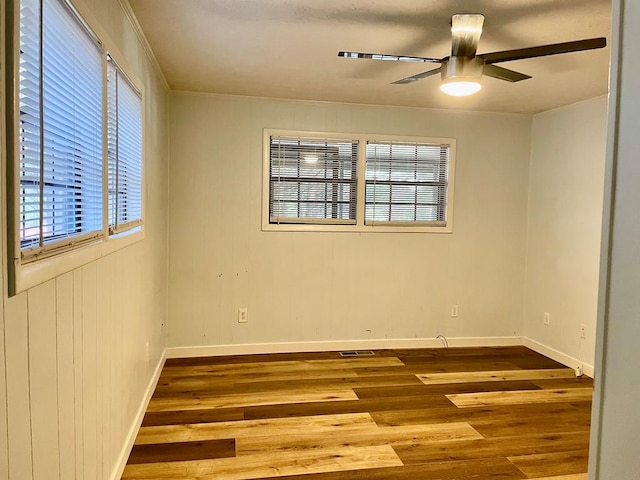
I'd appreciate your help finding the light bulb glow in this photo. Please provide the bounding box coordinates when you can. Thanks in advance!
[440,80,481,97]
[451,26,482,34]
[303,154,319,163]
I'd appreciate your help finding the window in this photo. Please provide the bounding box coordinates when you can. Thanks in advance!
[365,142,449,226]
[18,0,104,261]
[268,136,358,225]
[263,130,456,233]
[9,0,145,293]
[107,56,143,234]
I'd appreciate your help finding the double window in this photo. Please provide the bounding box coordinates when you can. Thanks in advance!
[264,130,455,232]
[13,0,144,265]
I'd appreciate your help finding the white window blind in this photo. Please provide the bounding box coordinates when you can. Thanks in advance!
[18,0,103,260]
[269,136,358,224]
[107,56,143,234]
[365,141,449,225]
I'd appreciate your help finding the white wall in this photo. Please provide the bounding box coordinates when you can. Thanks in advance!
[590,1,640,478]
[523,97,608,372]
[0,0,169,479]
[168,93,532,349]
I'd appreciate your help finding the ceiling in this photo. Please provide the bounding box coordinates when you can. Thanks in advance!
[128,0,612,114]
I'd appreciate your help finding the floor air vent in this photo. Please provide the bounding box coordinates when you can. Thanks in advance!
[339,350,375,357]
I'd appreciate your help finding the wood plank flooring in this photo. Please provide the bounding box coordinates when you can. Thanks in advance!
[123,346,593,480]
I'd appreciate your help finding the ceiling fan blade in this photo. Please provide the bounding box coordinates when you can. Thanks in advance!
[338,51,440,63]
[483,64,531,82]
[480,37,606,64]
[450,14,484,58]
[391,67,442,84]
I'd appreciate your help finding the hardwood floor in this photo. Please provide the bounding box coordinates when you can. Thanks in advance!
[122,346,593,480]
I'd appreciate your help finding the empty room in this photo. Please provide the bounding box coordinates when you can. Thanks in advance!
[1,0,640,479]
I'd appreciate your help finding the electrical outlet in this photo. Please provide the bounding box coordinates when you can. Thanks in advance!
[450,305,459,318]
[544,312,550,326]
[238,308,248,323]
[580,324,587,339]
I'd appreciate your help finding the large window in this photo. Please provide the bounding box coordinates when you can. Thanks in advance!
[10,0,145,292]
[19,0,104,260]
[263,130,456,233]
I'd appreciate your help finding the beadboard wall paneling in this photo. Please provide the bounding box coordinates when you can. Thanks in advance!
[0,0,170,478]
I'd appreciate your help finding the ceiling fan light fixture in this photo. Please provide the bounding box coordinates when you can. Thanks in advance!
[439,57,483,96]
[440,79,482,96]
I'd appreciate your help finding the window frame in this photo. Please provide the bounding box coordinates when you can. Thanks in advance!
[107,54,144,236]
[6,0,146,295]
[262,129,456,233]
[268,135,359,225]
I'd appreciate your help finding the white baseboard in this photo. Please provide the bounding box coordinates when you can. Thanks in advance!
[110,349,167,480]
[165,336,523,358]
[523,337,594,378]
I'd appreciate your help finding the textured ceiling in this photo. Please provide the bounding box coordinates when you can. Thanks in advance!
[128,0,612,114]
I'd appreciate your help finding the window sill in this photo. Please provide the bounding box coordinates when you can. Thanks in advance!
[261,222,453,234]
[12,227,144,294]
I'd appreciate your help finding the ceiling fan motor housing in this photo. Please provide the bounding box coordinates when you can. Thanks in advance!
[441,56,484,85]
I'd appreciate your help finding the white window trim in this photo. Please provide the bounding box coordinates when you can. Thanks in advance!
[107,53,145,236]
[262,129,456,234]
[7,0,146,295]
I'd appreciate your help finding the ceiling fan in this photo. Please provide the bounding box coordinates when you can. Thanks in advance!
[338,14,606,97]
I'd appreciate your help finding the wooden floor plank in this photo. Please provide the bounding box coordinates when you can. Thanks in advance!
[532,377,594,389]
[417,368,575,385]
[394,431,590,464]
[470,411,591,438]
[164,351,345,367]
[242,393,456,420]
[122,445,403,480]
[147,388,359,412]
[259,457,527,480]
[507,450,589,478]
[447,388,593,408]
[160,357,404,378]
[353,361,523,376]
[353,380,542,399]
[528,475,587,480]
[127,438,236,464]
[141,407,244,427]
[236,422,483,455]
[371,401,590,428]
[158,368,363,386]
[417,379,543,395]
[135,413,378,445]
[233,374,424,394]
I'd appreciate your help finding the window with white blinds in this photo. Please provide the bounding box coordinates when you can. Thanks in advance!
[18,0,104,261]
[107,56,143,234]
[12,0,145,275]
[365,142,449,225]
[269,136,358,224]
[264,130,455,232]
